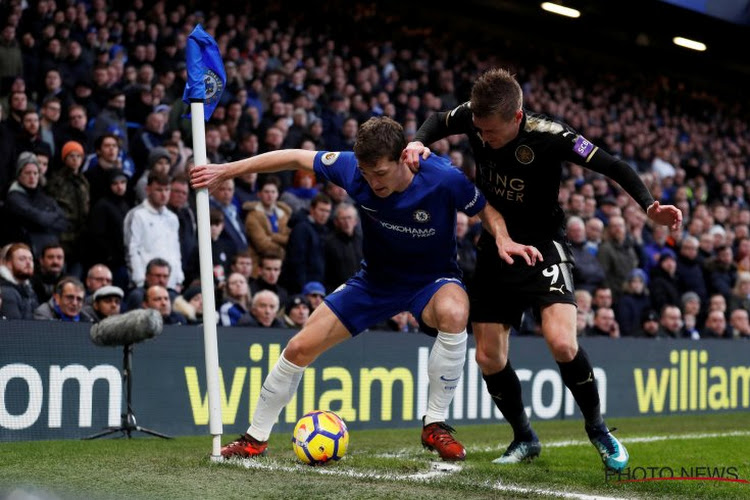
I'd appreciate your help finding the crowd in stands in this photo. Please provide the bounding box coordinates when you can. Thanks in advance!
[1,1,749,340]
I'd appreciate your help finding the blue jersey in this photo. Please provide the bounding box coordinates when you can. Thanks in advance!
[313,151,486,287]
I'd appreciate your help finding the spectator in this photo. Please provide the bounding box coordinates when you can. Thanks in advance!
[83,133,127,206]
[249,252,288,307]
[615,268,650,337]
[675,236,708,305]
[167,174,197,278]
[30,243,65,304]
[375,311,421,333]
[86,169,131,288]
[324,202,363,293]
[597,214,639,301]
[38,97,62,158]
[229,250,255,285]
[279,169,319,213]
[84,264,114,303]
[0,243,39,319]
[584,217,604,255]
[649,250,681,312]
[282,294,311,330]
[91,88,128,152]
[282,193,332,294]
[243,175,292,264]
[219,272,253,327]
[704,245,737,301]
[728,308,750,340]
[4,152,68,256]
[124,172,183,290]
[702,310,730,340]
[143,284,186,325]
[642,224,673,275]
[134,146,171,204]
[566,215,606,294]
[185,207,233,287]
[210,178,249,256]
[238,289,284,328]
[658,305,685,339]
[34,276,94,322]
[122,258,179,312]
[82,285,124,323]
[302,280,326,312]
[173,286,203,325]
[635,310,662,338]
[591,286,613,311]
[585,307,620,338]
[55,104,92,158]
[728,271,750,313]
[46,140,90,273]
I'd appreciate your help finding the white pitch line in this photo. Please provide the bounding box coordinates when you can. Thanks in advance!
[233,457,629,500]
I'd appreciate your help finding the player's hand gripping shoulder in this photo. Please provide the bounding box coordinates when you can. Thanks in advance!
[401,141,432,173]
[190,162,226,192]
[646,201,683,231]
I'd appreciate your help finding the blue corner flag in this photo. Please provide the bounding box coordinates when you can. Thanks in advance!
[182,24,226,121]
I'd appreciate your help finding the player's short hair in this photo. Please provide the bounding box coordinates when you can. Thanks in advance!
[470,68,523,121]
[354,117,405,167]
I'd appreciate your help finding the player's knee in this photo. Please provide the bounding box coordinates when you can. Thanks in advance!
[475,347,507,372]
[284,337,314,366]
[547,337,576,362]
[433,298,469,331]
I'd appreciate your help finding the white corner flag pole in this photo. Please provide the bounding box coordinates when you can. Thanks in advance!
[189,101,223,461]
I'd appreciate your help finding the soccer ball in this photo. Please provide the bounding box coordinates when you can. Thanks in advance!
[291,410,349,465]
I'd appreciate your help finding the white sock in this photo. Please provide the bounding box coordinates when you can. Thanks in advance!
[424,330,467,425]
[248,350,306,441]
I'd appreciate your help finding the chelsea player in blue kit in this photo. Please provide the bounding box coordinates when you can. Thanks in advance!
[191,117,541,461]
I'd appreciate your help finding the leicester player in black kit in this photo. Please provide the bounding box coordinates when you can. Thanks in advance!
[403,68,682,471]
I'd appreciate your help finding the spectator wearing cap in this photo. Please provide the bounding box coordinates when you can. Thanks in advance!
[86,169,132,288]
[302,281,326,312]
[34,276,95,322]
[0,243,39,320]
[4,152,68,257]
[676,236,708,305]
[46,140,90,273]
[615,268,650,337]
[282,294,311,329]
[238,289,284,328]
[649,249,681,313]
[174,286,203,325]
[597,214,640,302]
[635,309,662,338]
[281,193,332,294]
[83,285,124,322]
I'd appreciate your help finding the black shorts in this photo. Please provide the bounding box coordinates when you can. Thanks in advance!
[469,233,577,329]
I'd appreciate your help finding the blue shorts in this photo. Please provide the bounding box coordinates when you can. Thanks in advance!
[324,271,465,336]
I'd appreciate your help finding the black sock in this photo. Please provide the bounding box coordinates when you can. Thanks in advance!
[483,360,534,442]
[557,347,606,433]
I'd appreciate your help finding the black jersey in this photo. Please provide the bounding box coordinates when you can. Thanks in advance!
[416,102,654,245]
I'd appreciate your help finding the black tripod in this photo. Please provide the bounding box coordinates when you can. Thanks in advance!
[84,344,172,440]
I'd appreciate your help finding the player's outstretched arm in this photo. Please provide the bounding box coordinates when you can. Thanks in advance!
[646,201,683,231]
[190,149,317,191]
[478,203,542,266]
